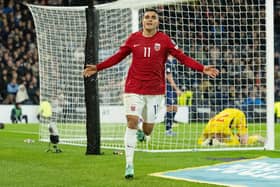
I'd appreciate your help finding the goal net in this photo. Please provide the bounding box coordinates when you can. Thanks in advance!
[28,0,274,151]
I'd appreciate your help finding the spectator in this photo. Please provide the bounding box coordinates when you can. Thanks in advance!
[3,78,18,104]
[0,0,45,105]
[0,69,9,100]
[27,76,39,104]
[16,81,30,104]
[242,92,265,106]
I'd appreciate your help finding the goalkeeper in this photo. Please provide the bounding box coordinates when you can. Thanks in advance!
[198,108,265,146]
[84,8,219,179]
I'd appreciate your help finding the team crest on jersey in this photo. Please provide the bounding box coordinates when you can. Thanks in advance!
[154,43,161,51]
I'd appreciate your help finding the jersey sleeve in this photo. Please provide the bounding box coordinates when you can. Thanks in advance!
[96,34,133,71]
[166,36,204,72]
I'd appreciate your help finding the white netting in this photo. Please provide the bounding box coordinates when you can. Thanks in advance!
[28,0,274,151]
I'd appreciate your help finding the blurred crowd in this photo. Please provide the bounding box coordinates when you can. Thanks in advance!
[274,0,280,101]
[155,0,269,112]
[0,0,280,108]
[0,0,115,105]
[0,0,40,104]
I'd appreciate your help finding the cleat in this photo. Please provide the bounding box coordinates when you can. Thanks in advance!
[165,130,177,136]
[125,165,134,179]
[136,130,146,142]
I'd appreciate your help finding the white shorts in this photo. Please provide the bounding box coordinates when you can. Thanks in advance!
[123,93,164,123]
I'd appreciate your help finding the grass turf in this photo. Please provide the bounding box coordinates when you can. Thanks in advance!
[0,124,280,187]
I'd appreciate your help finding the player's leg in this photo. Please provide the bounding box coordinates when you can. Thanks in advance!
[123,94,145,179]
[165,92,174,131]
[125,114,138,179]
[11,115,16,123]
[22,115,28,124]
[165,105,178,136]
[142,95,164,137]
[165,91,177,136]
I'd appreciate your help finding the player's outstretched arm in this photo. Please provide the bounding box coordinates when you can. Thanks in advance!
[203,65,219,78]
[83,64,97,77]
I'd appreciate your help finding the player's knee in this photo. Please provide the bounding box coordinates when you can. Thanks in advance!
[143,123,154,135]
[173,105,178,112]
[166,105,172,112]
[166,105,178,112]
[126,115,138,129]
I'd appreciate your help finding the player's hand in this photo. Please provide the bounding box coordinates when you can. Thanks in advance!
[203,65,219,78]
[83,64,97,77]
[176,89,183,96]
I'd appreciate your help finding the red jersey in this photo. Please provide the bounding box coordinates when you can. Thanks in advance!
[96,31,204,95]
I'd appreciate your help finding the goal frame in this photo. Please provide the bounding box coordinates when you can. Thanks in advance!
[27,0,275,152]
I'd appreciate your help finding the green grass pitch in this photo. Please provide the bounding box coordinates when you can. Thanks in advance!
[0,123,280,187]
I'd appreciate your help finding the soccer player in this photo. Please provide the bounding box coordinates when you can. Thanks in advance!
[198,108,264,146]
[38,100,52,120]
[84,8,219,179]
[165,55,182,136]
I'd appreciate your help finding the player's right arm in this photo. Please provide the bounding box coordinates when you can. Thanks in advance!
[83,46,131,77]
[166,73,182,96]
[83,34,133,77]
[83,64,97,77]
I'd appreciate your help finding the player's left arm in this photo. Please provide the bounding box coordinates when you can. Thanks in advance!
[167,37,219,78]
[203,65,220,78]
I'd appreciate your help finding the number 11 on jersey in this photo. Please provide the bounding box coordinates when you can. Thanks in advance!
[144,47,151,58]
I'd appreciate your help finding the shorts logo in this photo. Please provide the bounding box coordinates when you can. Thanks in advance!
[154,43,161,51]
[130,105,136,112]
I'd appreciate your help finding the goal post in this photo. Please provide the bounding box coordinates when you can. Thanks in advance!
[265,0,274,150]
[27,0,274,152]
[84,3,101,155]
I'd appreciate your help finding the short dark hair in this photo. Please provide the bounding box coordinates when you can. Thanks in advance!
[144,8,159,15]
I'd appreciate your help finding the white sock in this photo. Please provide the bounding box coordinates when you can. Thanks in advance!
[124,127,137,167]
[138,118,143,131]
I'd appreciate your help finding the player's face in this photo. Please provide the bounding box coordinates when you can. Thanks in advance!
[142,11,159,32]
